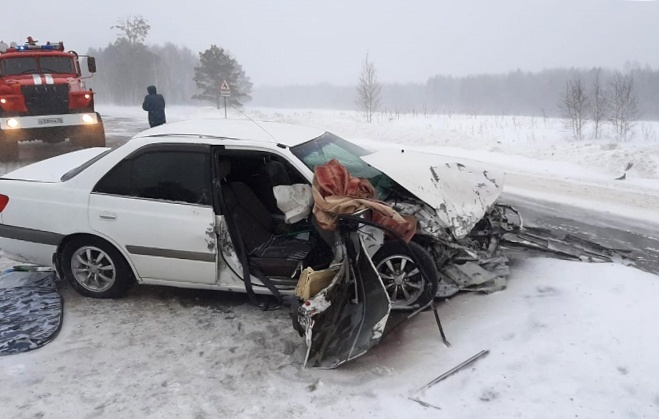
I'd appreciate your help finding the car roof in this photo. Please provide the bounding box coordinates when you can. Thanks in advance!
[132,118,326,147]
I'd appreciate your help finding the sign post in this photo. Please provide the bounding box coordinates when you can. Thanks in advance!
[219,80,231,119]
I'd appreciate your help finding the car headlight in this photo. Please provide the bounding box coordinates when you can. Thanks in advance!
[81,114,94,124]
[6,118,19,128]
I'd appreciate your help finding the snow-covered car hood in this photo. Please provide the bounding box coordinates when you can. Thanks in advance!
[361,149,504,239]
[1,148,108,183]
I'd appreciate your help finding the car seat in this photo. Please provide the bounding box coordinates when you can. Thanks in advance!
[257,159,293,214]
[218,159,315,277]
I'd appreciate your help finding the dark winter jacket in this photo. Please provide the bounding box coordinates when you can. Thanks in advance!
[142,85,166,127]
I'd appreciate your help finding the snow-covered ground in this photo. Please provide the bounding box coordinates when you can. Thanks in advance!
[1,105,658,418]
[1,259,657,418]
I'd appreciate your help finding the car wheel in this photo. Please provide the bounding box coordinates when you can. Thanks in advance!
[61,236,135,298]
[372,241,439,310]
[0,133,19,162]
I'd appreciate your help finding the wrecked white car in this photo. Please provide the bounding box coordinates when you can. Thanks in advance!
[0,119,625,368]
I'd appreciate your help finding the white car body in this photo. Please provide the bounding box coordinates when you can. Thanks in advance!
[0,120,326,294]
[0,118,508,368]
[0,118,500,294]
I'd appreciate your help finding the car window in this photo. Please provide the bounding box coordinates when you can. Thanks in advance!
[94,151,211,205]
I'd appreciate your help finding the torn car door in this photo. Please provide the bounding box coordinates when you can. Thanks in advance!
[299,229,391,369]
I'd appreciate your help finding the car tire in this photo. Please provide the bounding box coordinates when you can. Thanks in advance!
[0,132,19,162]
[372,241,439,310]
[60,236,135,298]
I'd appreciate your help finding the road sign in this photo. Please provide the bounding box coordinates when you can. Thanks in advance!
[220,80,231,97]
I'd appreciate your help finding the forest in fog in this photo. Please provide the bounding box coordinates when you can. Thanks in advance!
[85,17,659,120]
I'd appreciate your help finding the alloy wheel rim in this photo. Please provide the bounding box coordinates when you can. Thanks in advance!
[375,254,424,308]
[71,246,116,292]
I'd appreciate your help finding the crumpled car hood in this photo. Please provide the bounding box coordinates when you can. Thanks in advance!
[361,149,504,239]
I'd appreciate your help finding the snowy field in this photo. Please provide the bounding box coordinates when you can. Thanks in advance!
[1,105,658,418]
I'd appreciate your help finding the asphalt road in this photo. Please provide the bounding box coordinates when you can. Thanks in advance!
[500,193,659,275]
[5,113,657,276]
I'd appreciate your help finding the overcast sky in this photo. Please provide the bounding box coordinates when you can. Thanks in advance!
[4,0,659,86]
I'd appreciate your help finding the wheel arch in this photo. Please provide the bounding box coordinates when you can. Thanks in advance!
[55,232,141,283]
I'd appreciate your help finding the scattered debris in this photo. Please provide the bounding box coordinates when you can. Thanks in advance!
[417,349,490,393]
[615,162,634,180]
[409,397,442,410]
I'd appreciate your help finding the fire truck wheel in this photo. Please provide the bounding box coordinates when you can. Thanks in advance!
[0,134,19,162]
[88,114,106,147]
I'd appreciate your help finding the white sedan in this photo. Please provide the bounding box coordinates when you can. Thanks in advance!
[0,118,505,367]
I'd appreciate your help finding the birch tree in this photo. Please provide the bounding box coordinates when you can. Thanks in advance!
[608,72,639,141]
[590,68,608,139]
[356,53,381,123]
[560,76,590,140]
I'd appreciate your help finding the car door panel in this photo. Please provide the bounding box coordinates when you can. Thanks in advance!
[301,233,391,369]
[89,194,217,284]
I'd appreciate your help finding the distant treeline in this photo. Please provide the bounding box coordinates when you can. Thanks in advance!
[252,67,659,120]
[86,42,198,105]
[85,36,659,121]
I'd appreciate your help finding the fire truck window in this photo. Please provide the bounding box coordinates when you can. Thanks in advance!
[1,57,38,75]
[39,57,75,74]
[93,151,212,206]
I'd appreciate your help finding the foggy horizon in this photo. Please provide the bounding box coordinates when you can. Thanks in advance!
[5,0,659,87]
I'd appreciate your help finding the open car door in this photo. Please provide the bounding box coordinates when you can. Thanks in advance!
[299,226,392,369]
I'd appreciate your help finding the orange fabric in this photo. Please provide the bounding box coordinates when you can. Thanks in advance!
[312,159,417,242]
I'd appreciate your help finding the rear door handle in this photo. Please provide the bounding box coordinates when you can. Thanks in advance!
[99,212,117,220]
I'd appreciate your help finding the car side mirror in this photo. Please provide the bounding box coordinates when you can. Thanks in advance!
[87,57,97,73]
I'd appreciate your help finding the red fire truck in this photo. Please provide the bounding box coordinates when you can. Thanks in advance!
[0,37,104,161]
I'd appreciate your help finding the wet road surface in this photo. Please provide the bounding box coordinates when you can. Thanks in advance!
[501,194,659,275]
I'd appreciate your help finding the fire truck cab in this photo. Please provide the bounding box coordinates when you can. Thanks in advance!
[0,37,105,161]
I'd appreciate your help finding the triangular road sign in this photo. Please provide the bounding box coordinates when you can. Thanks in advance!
[220,80,230,91]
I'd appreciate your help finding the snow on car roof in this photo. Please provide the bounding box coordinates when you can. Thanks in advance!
[133,118,326,147]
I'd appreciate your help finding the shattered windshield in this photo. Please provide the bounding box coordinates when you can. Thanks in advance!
[291,132,393,199]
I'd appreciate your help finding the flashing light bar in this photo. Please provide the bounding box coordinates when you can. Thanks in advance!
[1,39,65,54]
[14,44,63,51]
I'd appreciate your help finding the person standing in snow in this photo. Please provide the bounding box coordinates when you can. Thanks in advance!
[142,85,167,128]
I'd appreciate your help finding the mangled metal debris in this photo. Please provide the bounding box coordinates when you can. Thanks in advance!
[290,149,632,367]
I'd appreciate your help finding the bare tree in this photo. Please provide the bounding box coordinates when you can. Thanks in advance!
[560,76,590,140]
[356,53,381,123]
[112,15,151,45]
[590,68,608,139]
[608,72,639,141]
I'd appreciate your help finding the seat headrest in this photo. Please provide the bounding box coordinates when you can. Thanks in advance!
[264,160,291,186]
[218,159,231,179]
